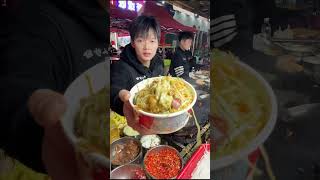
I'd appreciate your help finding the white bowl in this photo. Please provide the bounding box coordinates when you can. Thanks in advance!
[212,60,278,170]
[129,76,197,134]
[61,61,109,167]
[129,76,197,118]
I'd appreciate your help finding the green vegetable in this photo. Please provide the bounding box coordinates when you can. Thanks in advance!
[123,125,140,136]
[74,75,108,157]
[0,156,49,180]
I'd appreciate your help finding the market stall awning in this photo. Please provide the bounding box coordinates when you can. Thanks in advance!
[141,1,196,33]
[110,1,196,33]
[110,5,137,21]
[110,5,136,30]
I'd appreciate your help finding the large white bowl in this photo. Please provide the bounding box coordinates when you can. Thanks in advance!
[129,76,197,134]
[61,61,109,167]
[212,60,278,170]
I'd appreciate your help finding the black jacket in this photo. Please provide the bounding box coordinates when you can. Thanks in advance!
[169,47,193,79]
[0,0,108,173]
[111,44,164,115]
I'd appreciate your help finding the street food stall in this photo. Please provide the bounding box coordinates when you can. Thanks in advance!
[109,1,209,179]
[110,75,211,179]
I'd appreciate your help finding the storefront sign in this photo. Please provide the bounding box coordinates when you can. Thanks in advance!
[110,0,145,12]
[118,36,131,47]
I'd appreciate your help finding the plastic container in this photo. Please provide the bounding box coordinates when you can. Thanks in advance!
[177,144,210,179]
[261,17,272,39]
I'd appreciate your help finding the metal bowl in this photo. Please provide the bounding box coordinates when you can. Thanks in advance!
[110,137,143,168]
[129,76,197,134]
[143,145,183,179]
[110,164,146,179]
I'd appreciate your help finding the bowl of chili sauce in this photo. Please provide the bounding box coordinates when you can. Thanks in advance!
[143,145,183,179]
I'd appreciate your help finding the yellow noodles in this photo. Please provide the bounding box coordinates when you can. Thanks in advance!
[211,49,270,159]
[134,76,194,114]
[74,75,109,157]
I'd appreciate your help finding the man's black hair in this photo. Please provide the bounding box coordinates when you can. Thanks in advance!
[178,31,194,42]
[129,15,161,41]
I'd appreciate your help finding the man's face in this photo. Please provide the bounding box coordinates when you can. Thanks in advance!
[180,39,193,51]
[132,29,159,63]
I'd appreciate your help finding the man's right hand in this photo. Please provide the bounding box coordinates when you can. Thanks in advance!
[28,89,67,128]
[118,89,131,102]
[119,89,155,135]
[28,89,91,180]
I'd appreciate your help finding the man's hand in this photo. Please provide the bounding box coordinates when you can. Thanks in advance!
[28,89,67,128]
[28,89,90,180]
[119,89,155,135]
[119,89,131,102]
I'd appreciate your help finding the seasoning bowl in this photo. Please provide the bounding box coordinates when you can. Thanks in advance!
[140,134,161,155]
[110,137,143,168]
[140,135,161,149]
[143,145,183,179]
[110,164,147,179]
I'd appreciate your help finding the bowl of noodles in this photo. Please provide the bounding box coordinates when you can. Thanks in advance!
[129,76,197,134]
[211,49,277,170]
[61,61,109,167]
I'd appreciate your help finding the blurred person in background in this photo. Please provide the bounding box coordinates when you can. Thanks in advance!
[165,48,173,60]
[211,0,296,51]
[108,43,118,56]
[119,46,125,54]
[169,31,195,79]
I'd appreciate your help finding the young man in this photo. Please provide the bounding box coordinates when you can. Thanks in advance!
[110,16,164,133]
[211,0,255,57]
[169,31,194,79]
[0,0,108,179]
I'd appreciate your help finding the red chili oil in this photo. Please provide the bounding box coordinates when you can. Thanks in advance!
[144,148,181,179]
